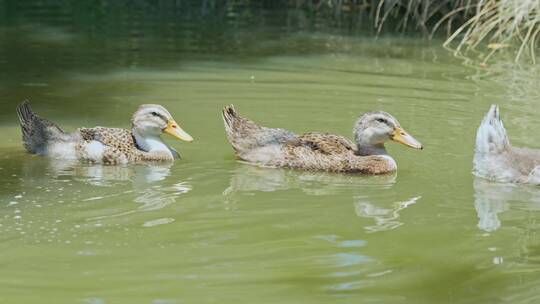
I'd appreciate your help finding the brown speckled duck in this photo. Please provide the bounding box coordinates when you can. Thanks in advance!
[16,101,193,164]
[222,105,422,174]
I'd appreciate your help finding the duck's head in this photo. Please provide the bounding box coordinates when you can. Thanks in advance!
[354,111,422,155]
[131,104,193,142]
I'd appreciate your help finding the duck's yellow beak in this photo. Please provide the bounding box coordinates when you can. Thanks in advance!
[391,127,423,149]
[164,119,193,142]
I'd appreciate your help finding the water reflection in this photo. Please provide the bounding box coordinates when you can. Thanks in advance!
[47,159,173,186]
[223,164,396,196]
[89,180,192,221]
[223,165,421,232]
[133,182,192,212]
[221,164,423,233]
[354,196,421,233]
[474,178,540,232]
[19,158,191,221]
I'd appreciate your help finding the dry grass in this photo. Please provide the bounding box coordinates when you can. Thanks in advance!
[443,0,540,64]
[291,0,540,63]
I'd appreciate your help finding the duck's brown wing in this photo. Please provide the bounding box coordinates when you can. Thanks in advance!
[77,127,141,164]
[79,127,135,150]
[279,133,393,174]
[297,132,357,155]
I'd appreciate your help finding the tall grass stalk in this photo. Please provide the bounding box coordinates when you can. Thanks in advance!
[293,0,540,63]
[443,0,540,64]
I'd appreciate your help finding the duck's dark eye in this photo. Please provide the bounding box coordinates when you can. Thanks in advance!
[376,118,387,124]
[151,111,159,117]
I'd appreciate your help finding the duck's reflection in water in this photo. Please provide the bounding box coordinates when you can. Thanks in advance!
[223,165,419,232]
[354,196,421,233]
[474,177,540,232]
[223,164,397,196]
[44,159,192,218]
[47,159,173,185]
[132,181,192,213]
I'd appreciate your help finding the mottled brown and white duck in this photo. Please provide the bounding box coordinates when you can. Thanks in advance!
[16,101,193,164]
[474,105,540,184]
[222,105,422,174]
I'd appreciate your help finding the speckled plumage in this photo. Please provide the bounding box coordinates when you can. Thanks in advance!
[17,101,187,164]
[474,105,540,184]
[278,132,395,173]
[222,105,421,174]
[76,127,175,164]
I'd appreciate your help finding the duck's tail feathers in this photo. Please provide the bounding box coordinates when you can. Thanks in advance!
[16,100,65,154]
[222,104,246,152]
[475,105,510,155]
[222,104,238,136]
[221,104,298,157]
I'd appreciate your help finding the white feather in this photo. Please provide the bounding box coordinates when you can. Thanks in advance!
[474,105,510,179]
[475,105,509,155]
[85,140,105,162]
[47,142,78,160]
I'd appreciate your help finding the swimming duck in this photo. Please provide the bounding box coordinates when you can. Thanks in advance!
[474,105,540,184]
[16,101,193,164]
[222,105,422,174]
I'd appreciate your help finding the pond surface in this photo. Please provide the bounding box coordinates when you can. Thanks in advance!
[1,2,540,304]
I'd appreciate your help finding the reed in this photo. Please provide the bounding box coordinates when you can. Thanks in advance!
[443,0,540,64]
[292,0,540,63]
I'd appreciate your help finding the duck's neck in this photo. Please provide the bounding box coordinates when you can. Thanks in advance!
[357,143,388,156]
[355,131,389,156]
[132,129,172,156]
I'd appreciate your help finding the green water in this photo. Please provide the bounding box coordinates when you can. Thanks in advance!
[1,3,540,304]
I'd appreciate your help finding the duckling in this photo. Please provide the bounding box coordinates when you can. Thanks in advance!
[16,101,193,164]
[474,105,540,184]
[222,105,422,174]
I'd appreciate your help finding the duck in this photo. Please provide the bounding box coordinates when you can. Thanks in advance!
[222,105,422,174]
[474,105,540,184]
[16,101,193,164]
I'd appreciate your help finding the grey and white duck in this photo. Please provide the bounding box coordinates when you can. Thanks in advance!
[16,101,193,164]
